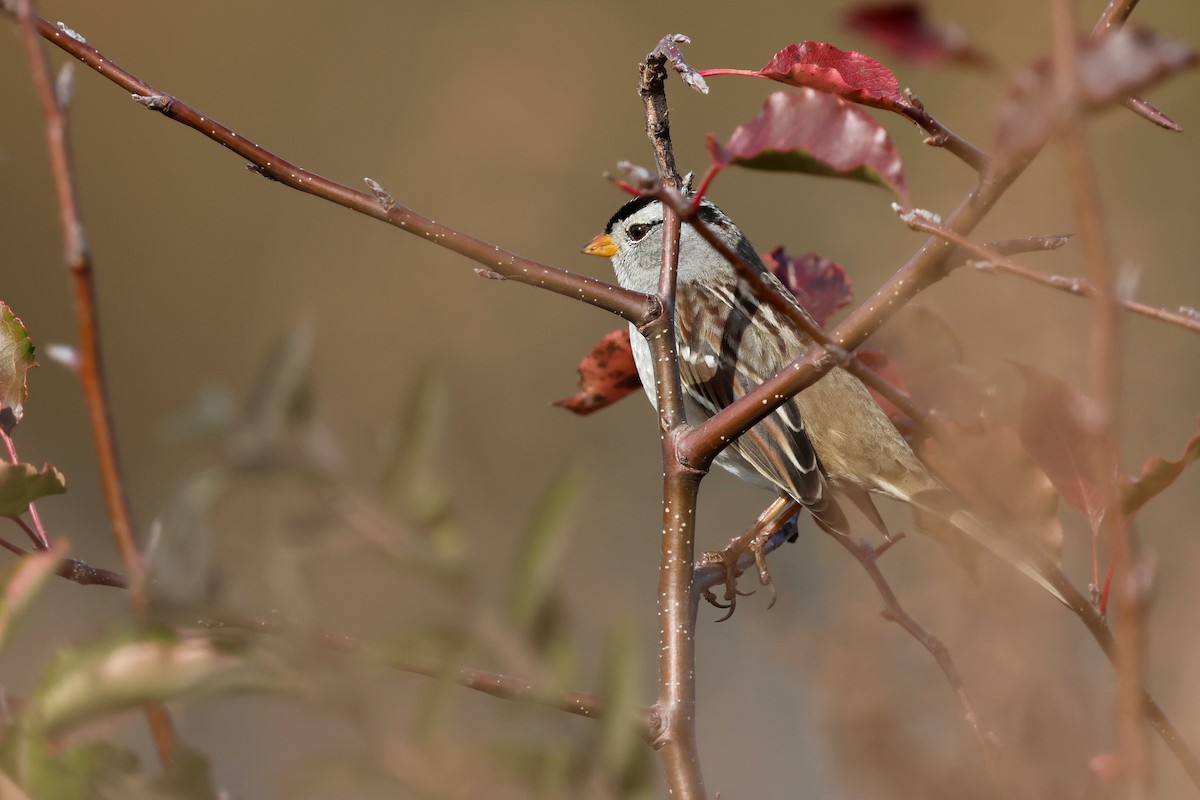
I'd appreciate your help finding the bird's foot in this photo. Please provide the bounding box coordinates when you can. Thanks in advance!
[699,524,782,620]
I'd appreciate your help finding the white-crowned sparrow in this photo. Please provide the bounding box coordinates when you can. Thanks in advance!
[584,195,1068,605]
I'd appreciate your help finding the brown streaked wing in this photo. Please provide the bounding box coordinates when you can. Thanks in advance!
[675,279,839,523]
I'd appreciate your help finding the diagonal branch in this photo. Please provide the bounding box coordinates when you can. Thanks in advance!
[901,213,1200,335]
[5,7,656,328]
[206,615,637,734]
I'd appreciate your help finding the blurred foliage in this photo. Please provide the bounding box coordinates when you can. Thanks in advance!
[0,325,653,798]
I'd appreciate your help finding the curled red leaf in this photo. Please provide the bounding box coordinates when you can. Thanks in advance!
[843,3,991,68]
[715,89,910,206]
[555,329,642,416]
[1121,419,1200,514]
[762,247,853,328]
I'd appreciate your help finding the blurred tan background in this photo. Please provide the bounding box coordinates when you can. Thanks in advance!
[2,1,1199,797]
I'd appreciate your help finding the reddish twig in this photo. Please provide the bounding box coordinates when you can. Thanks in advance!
[13,0,174,765]
[901,214,1200,335]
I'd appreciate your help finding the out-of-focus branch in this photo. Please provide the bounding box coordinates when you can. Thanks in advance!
[208,616,631,733]
[3,7,656,328]
[1052,0,1144,796]
[13,0,175,765]
[900,214,1200,335]
[0,532,128,588]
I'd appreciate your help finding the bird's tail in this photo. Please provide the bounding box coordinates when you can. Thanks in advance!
[910,489,1080,610]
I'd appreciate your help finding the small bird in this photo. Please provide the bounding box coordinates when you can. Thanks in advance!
[583,194,1068,605]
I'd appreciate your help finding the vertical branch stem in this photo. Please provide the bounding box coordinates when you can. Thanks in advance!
[15,0,173,764]
[639,49,707,796]
[1053,0,1144,796]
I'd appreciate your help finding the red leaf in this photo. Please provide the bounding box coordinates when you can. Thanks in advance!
[843,3,991,68]
[762,247,853,328]
[554,329,642,416]
[1014,364,1114,530]
[994,27,1197,167]
[716,89,910,206]
[1121,419,1200,514]
[757,41,910,113]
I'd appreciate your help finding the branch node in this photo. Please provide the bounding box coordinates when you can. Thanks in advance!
[364,177,396,211]
[131,93,171,112]
[474,268,506,281]
[55,20,86,44]
[648,34,708,95]
[245,163,279,182]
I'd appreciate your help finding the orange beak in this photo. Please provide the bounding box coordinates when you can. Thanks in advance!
[582,232,617,257]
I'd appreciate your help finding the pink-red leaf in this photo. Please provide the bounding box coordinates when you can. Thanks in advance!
[994,26,1197,167]
[1014,364,1114,530]
[554,329,642,416]
[1121,419,1200,514]
[716,89,910,206]
[762,247,853,328]
[843,3,991,68]
[745,41,912,114]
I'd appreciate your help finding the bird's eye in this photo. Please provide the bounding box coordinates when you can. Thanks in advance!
[627,223,652,242]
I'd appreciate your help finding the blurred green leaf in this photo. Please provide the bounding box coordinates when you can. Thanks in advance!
[23,626,286,738]
[507,467,582,634]
[4,738,217,800]
[0,544,65,660]
[0,463,66,517]
[0,302,36,432]
[5,738,139,800]
[376,371,467,568]
[594,623,643,782]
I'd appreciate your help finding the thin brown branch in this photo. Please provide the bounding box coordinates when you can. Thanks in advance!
[639,39,685,191]
[2,528,127,587]
[903,98,990,173]
[901,215,1200,334]
[696,496,999,783]
[14,0,173,764]
[6,8,655,328]
[1091,0,1140,35]
[209,616,630,733]
[828,527,1001,786]
[647,179,707,797]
